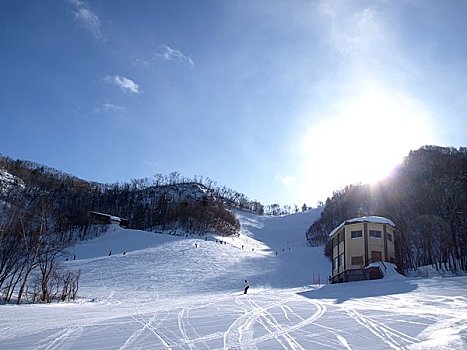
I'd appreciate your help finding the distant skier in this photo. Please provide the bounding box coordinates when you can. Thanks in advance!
[244,280,250,294]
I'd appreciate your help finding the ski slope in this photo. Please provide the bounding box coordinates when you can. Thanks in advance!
[1,209,466,349]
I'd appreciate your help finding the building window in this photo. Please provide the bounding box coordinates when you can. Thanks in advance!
[339,253,345,267]
[351,230,362,239]
[333,257,338,270]
[351,256,363,265]
[369,230,382,238]
[338,231,344,244]
[387,233,392,242]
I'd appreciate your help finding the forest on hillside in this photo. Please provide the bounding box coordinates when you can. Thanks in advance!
[0,157,250,303]
[306,146,467,273]
[0,158,246,239]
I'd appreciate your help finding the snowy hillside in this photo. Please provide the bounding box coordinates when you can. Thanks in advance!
[0,168,25,192]
[1,209,466,349]
[67,208,330,298]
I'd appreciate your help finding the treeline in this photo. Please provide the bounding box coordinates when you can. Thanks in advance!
[0,157,241,239]
[306,146,467,273]
[149,172,310,216]
[91,181,240,237]
[0,155,310,241]
[262,203,314,216]
[0,156,311,224]
[125,171,265,215]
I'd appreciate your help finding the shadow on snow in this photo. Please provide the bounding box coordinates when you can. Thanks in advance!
[298,278,417,304]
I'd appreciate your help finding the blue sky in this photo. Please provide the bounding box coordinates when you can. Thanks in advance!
[1,0,466,206]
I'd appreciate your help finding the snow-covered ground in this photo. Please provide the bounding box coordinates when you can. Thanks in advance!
[1,209,466,349]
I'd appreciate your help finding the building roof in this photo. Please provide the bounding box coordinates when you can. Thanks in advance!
[329,216,395,237]
[89,211,127,222]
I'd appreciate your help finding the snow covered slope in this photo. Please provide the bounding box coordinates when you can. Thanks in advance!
[1,209,466,349]
[66,208,330,300]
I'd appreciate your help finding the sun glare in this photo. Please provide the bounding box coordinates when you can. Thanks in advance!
[300,87,433,201]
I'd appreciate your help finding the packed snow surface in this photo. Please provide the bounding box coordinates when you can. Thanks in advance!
[1,209,466,349]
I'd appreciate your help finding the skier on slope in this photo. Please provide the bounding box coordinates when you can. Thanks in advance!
[243,280,250,294]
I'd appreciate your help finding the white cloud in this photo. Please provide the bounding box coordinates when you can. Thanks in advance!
[275,175,296,188]
[155,45,194,68]
[69,0,102,39]
[94,103,127,115]
[103,75,141,95]
[132,46,195,71]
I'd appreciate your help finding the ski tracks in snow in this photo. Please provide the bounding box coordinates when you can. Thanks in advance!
[177,305,209,349]
[121,312,171,349]
[248,297,304,349]
[223,293,326,349]
[343,306,418,350]
[33,325,84,350]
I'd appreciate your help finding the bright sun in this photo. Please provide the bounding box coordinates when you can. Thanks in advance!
[300,86,433,200]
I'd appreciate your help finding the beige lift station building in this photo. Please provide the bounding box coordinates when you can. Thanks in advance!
[329,216,396,283]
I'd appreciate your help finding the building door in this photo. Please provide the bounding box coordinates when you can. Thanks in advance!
[371,251,382,262]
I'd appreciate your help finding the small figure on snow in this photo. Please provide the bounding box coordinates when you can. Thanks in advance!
[244,280,250,294]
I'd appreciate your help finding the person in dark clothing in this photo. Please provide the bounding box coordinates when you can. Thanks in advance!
[244,280,250,294]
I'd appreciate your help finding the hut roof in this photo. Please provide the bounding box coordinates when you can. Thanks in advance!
[329,216,395,237]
